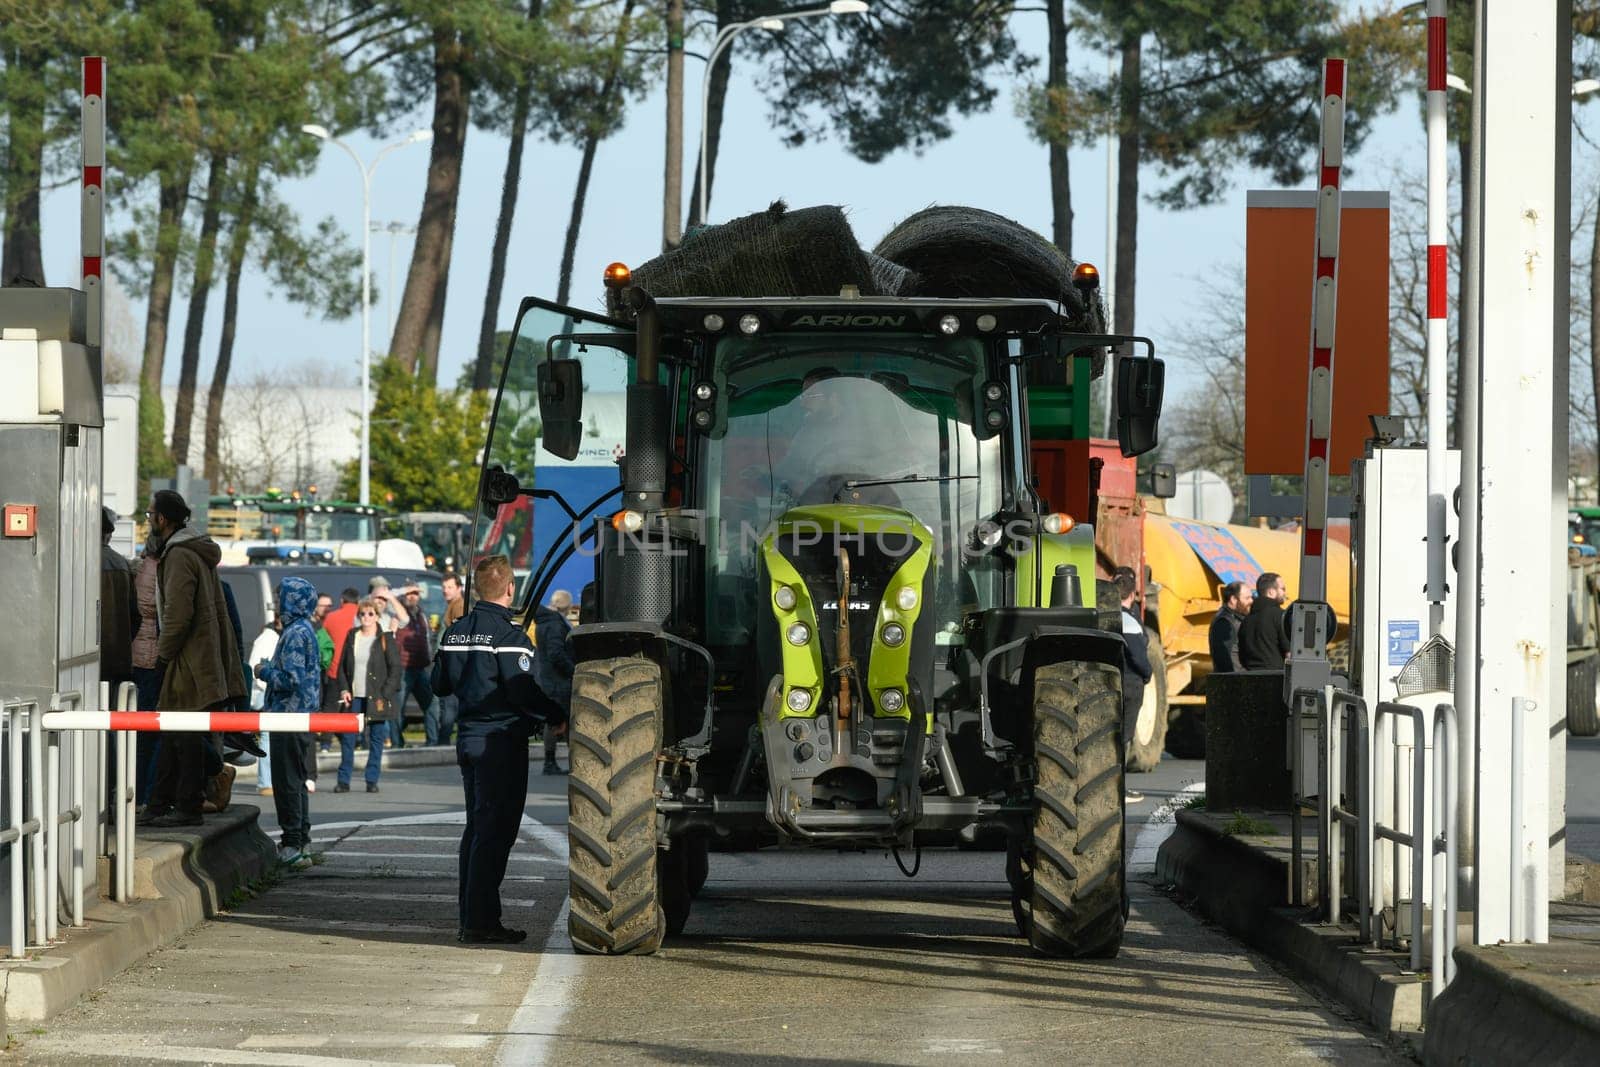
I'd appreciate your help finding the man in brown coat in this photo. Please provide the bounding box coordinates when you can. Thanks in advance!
[139,490,247,827]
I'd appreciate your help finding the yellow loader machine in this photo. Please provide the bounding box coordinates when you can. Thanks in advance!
[474,205,1164,958]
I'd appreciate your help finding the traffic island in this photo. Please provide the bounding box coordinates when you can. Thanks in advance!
[1425,926,1600,1065]
[1157,809,1600,1060]
[1154,808,1430,1037]
[0,804,276,1026]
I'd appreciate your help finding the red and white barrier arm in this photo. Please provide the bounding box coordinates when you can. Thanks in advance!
[82,57,105,350]
[38,711,365,733]
[1296,57,1346,606]
[1424,1,1449,631]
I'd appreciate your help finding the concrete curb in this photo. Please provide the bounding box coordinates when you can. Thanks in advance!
[0,805,277,1025]
[1154,810,1427,1036]
[1424,943,1600,1065]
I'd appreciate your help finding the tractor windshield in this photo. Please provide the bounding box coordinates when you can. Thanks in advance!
[700,333,1006,647]
[302,510,377,542]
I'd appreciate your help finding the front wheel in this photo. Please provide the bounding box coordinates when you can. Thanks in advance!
[1027,661,1126,958]
[567,657,665,955]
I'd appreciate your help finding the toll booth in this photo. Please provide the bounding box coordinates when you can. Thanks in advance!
[0,286,108,922]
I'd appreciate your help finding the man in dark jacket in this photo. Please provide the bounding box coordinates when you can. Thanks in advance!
[1239,572,1292,670]
[1208,581,1254,674]
[100,507,135,696]
[140,490,247,827]
[432,554,566,945]
[533,597,575,776]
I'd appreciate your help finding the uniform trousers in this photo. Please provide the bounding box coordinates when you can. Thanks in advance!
[457,728,530,932]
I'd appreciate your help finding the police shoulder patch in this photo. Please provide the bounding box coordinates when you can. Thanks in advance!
[517,652,532,672]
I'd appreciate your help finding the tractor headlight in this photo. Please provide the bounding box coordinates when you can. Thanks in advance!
[786,622,811,646]
[881,622,905,647]
[879,688,905,712]
[773,584,798,611]
[895,586,918,611]
[786,688,813,712]
[739,313,762,335]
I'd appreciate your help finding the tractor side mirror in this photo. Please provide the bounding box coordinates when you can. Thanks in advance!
[480,465,521,519]
[1150,462,1177,499]
[537,357,584,460]
[1115,354,1164,458]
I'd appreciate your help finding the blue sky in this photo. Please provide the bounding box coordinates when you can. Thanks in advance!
[39,28,1455,401]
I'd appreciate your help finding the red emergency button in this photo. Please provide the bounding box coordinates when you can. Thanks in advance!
[4,504,37,538]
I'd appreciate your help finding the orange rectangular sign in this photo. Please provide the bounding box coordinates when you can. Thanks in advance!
[1245,190,1389,476]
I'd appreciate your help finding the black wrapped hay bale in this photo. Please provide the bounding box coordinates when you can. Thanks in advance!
[606,201,888,318]
[872,205,1085,313]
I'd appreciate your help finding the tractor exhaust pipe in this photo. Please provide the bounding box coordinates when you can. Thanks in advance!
[622,287,669,514]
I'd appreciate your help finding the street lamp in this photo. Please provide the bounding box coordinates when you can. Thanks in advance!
[371,220,418,338]
[695,1,869,224]
[301,124,432,506]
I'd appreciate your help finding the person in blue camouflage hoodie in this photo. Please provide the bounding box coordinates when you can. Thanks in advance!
[256,576,321,865]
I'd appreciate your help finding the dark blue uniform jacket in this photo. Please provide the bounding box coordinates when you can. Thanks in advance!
[431,601,566,737]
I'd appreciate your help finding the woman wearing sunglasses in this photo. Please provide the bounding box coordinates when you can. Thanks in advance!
[335,597,402,792]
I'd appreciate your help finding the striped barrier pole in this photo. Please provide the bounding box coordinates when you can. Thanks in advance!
[1286,56,1346,689]
[1287,59,1348,912]
[1424,1,1449,635]
[1297,56,1345,609]
[38,711,365,733]
[82,57,105,350]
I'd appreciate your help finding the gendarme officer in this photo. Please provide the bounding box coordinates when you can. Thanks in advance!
[431,554,566,944]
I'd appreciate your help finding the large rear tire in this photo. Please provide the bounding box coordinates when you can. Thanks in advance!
[1028,661,1126,958]
[1126,628,1168,772]
[1568,652,1600,737]
[567,657,666,955]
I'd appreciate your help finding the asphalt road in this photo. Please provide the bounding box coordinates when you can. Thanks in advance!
[13,752,1405,1066]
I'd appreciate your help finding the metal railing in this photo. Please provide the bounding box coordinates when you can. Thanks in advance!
[1327,689,1370,940]
[1288,687,1318,909]
[1432,701,1459,995]
[108,681,137,902]
[1293,687,1461,992]
[3,681,137,958]
[3,697,46,956]
[1373,700,1427,972]
[44,690,87,939]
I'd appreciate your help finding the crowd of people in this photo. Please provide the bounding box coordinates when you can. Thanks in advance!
[101,491,576,926]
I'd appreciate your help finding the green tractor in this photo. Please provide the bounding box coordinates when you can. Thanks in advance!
[475,266,1164,959]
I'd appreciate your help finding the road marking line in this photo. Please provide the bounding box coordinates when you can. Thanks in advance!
[302,869,548,882]
[240,1034,492,1051]
[497,816,577,1067]
[311,834,461,843]
[308,811,471,833]
[267,888,546,907]
[223,910,444,936]
[1130,781,1206,877]
[496,898,580,1067]
[318,850,556,863]
[30,1035,449,1067]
